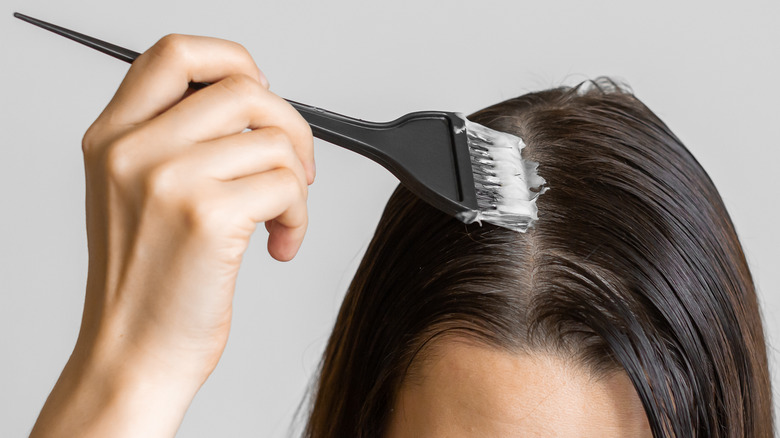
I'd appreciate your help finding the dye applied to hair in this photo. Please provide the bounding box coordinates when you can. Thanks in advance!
[457,119,548,232]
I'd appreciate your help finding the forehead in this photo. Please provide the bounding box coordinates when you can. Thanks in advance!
[385,339,652,438]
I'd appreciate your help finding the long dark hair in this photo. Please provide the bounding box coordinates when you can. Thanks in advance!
[300,78,773,437]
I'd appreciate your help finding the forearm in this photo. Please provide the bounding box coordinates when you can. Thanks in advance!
[31,340,202,438]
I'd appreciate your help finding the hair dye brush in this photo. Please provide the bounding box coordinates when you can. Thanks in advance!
[13,12,548,232]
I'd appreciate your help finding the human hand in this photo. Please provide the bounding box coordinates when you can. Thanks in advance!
[31,34,314,437]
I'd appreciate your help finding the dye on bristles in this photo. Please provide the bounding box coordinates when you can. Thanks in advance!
[456,119,548,233]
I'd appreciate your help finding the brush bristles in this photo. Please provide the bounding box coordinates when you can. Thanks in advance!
[459,120,548,233]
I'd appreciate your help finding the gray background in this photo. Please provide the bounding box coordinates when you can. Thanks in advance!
[2,0,778,436]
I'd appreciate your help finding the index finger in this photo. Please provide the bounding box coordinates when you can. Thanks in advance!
[99,34,269,127]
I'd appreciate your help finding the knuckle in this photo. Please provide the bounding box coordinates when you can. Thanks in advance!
[230,39,250,55]
[280,167,307,201]
[225,41,263,83]
[278,167,298,187]
[258,127,299,170]
[294,113,314,142]
[228,40,253,62]
[148,33,189,63]
[103,133,139,184]
[263,126,292,149]
[145,161,184,201]
[185,198,231,235]
[220,73,261,101]
[81,123,103,159]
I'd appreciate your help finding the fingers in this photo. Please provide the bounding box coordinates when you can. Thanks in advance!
[153,127,309,261]
[101,34,268,127]
[145,153,308,262]
[222,169,309,261]
[89,34,315,184]
[169,127,308,188]
[85,33,315,263]
[144,73,316,184]
[267,217,308,262]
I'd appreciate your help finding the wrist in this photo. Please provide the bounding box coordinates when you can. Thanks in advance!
[31,338,204,438]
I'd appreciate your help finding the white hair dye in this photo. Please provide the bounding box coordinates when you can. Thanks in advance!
[455,119,548,233]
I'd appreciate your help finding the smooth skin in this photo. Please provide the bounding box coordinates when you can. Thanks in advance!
[386,339,653,438]
[30,34,651,437]
[31,34,315,437]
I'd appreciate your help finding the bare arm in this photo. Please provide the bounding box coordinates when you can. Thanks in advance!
[30,33,315,437]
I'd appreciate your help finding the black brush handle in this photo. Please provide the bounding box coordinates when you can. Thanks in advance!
[12,12,396,154]
[14,11,478,217]
[284,100,399,157]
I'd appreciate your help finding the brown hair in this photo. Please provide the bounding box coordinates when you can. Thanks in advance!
[299,78,773,437]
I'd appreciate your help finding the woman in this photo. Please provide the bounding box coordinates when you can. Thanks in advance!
[30,35,773,437]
